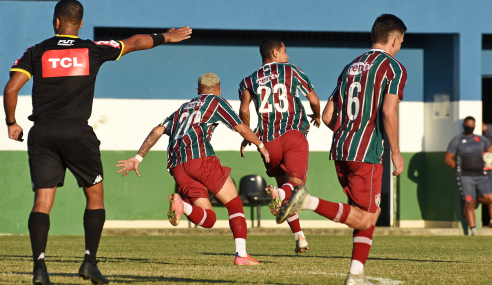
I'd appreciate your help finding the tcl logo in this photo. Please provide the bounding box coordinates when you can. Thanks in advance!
[42,48,89,78]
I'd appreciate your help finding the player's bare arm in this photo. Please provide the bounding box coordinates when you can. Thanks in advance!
[382,93,404,176]
[120,26,192,56]
[444,152,456,169]
[306,90,321,128]
[322,100,337,131]
[239,89,253,152]
[116,125,167,177]
[235,124,270,163]
[3,71,29,141]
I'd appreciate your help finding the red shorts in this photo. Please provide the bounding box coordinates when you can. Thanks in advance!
[335,160,383,213]
[261,130,309,183]
[170,156,231,203]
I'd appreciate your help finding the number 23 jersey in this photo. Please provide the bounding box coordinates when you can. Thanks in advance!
[330,49,407,164]
[238,62,314,143]
[161,94,243,169]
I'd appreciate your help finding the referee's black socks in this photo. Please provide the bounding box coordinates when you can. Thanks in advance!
[28,212,50,271]
[83,209,106,265]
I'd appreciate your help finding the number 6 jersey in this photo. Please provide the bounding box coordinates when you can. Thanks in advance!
[329,49,407,164]
[161,94,243,169]
[238,62,314,142]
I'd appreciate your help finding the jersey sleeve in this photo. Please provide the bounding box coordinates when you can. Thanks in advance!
[238,77,252,100]
[446,136,461,155]
[385,60,407,101]
[483,136,492,151]
[9,46,35,79]
[291,64,314,97]
[93,40,124,64]
[328,65,347,103]
[210,97,243,130]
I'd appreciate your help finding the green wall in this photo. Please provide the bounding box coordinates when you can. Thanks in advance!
[399,152,462,222]
[0,151,345,235]
[1,150,469,235]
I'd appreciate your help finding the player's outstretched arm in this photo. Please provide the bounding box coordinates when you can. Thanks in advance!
[322,100,337,131]
[239,90,253,150]
[116,125,167,177]
[306,90,321,128]
[3,72,29,142]
[120,26,192,57]
[234,124,270,163]
[382,93,404,176]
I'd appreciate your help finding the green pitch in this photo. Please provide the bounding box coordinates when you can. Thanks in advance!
[1,234,491,284]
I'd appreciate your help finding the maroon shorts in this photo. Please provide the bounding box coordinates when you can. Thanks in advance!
[261,130,309,183]
[170,156,231,203]
[335,160,383,213]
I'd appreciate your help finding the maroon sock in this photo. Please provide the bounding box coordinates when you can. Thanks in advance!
[279,182,296,201]
[287,213,302,234]
[352,225,375,265]
[225,196,247,239]
[314,199,351,223]
[186,206,216,228]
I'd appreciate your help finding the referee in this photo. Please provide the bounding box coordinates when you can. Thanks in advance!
[3,1,191,284]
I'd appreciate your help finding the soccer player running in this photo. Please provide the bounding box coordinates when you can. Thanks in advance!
[3,0,191,284]
[116,73,268,265]
[276,15,407,285]
[238,37,321,253]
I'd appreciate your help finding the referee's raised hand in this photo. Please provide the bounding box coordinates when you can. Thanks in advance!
[163,26,192,43]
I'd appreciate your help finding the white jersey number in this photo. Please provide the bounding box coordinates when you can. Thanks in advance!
[347,82,361,120]
[175,110,202,139]
[258,83,289,113]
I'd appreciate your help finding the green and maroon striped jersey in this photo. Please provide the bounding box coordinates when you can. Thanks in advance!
[239,62,314,142]
[330,49,407,164]
[161,94,243,169]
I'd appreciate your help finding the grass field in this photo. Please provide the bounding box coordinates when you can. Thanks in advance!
[1,234,491,284]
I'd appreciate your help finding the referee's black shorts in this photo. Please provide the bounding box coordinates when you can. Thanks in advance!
[28,121,103,190]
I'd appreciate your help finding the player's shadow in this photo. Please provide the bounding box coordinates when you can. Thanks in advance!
[0,254,170,265]
[406,151,465,233]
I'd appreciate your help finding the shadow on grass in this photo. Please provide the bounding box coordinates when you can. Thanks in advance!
[10,272,237,283]
[202,252,467,264]
[0,255,170,265]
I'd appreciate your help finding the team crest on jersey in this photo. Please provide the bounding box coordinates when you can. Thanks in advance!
[348,62,374,76]
[256,73,280,85]
[375,193,381,207]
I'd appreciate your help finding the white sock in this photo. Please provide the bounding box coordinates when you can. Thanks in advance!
[235,238,247,257]
[471,227,478,236]
[349,260,364,274]
[278,189,286,202]
[183,202,193,216]
[293,231,305,241]
[302,195,319,210]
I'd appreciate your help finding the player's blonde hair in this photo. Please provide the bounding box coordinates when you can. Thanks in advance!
[198,73,220,88]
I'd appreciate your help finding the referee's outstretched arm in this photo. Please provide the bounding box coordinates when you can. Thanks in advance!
[119,27,192,57]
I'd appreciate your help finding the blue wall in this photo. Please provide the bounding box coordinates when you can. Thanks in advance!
[2,0,492,101]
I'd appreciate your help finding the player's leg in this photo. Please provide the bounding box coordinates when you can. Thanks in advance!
[28,123,66,285]
[184,197,217,228]
[476,176,492,227]
[458,176,478,235]
[62,124,109,284]
[214,176,261,265]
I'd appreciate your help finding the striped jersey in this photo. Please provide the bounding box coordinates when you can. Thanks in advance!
[239,62,314,142]
[329,49,407,164]
[161,94,243,169]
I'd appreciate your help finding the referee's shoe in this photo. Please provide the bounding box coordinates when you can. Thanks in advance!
[33,268,51,285]
[79,261,109,284]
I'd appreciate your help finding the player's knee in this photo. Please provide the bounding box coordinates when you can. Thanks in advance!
[201,209,216,228]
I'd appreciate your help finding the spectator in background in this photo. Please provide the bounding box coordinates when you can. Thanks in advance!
[445,116,492,235]
[483,122,492,181]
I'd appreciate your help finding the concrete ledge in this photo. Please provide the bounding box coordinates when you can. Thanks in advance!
[102,227,492,236]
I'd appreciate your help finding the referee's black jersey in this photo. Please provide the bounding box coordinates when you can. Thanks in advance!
[10,34,124,122]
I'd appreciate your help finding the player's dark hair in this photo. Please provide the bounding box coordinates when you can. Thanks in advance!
[464,116,475,122]
[54,0,84,24]
[371,14,406,44]
[260,37,284,61]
